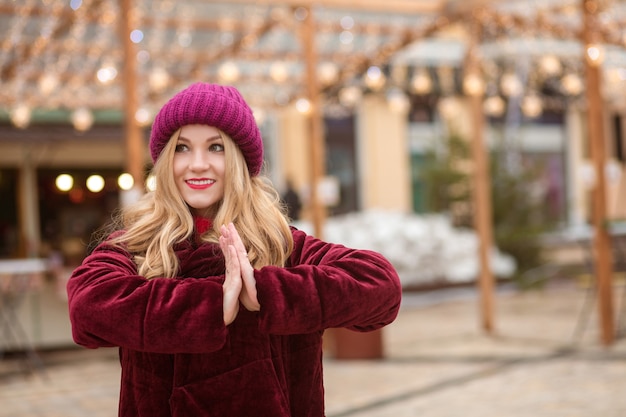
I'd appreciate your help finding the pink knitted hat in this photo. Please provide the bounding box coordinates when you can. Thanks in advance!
[149,82,264,176]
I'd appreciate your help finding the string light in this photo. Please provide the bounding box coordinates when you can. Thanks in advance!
[521,93,543,118]
[295,98,312,114]
[149,67,170,91]
[86,175,105,193]
[483,95,505,117]
[10,103,32,129]
[386,88,410,113]
[438,96,461,120]
[135,107,152,126]
[500,72,523,97]
[146,175,157,192]
[410,68,432,95]
[38,73,59,95]
[318,62,339,86]
[252,107,266,124]
[270,62,289,83]
[539,55,562,76]
[585,44,605,66]
[69,0,82,11]
[338,86,362,107]
[1,2,625,122]
[339,31,354,45]
[55,174,74,192]
[118,173,134,191]
[217,61,240,83]
[364,66,386,91]
[71,107,94,131]
[463,73,485,96]
[130,29,144,44]
[340,16,355,30]
[561,73,584,95]
[96,65,117,84]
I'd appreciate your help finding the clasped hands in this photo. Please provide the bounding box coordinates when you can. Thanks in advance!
[219,222,260,325]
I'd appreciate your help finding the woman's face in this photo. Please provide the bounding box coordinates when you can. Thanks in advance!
[173,124,225,216]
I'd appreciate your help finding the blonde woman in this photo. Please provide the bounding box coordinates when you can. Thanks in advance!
[67,82,402,417]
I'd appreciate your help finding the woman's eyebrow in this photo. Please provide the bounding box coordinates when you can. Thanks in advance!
[177,134,222,141]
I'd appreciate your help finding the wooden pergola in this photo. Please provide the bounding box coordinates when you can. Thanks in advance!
[1,0,624,345]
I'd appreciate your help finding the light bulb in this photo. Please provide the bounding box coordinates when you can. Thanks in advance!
[86,175,105,193]
[71,107,94,131]
[56,174,74,192]
[118,173,134,191]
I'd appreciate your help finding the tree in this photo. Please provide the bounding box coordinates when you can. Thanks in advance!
[419,133,557,287]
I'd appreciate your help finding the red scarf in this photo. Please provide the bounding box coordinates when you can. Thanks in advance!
[194,216,213,234]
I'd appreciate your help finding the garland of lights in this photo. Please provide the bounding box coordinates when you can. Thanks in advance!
[1,0,625,129]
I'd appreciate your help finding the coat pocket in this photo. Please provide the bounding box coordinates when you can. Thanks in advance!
[170,358,291,417]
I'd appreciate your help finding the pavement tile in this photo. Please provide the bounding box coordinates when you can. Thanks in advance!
[1,279,624,417]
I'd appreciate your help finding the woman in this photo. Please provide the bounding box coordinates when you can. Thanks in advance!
[67,82,402,417]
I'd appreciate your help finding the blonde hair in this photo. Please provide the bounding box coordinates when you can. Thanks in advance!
[109,129,293,279]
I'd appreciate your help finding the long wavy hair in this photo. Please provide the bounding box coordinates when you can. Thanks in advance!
[106,129,294,279]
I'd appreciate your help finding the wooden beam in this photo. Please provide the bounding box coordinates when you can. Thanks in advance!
[189,16,281,79]
[120,0,145,190]
[301,6,327,239]
[581,0,615,346]
[218,0,445,14]
[321,14,460,98]
[465,21,495,334]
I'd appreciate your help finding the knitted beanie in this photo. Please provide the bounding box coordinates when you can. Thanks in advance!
[149,82,264,176]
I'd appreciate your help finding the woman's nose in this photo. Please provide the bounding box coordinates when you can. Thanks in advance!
[190,150,210,170]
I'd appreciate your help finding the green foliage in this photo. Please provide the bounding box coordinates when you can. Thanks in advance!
[420,133,472,222]
[489,150,556,287]
[419,134,557,287]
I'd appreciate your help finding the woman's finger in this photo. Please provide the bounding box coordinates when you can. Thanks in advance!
[222,244,242,325]
[227,223,247,254]
[220,224,230,241]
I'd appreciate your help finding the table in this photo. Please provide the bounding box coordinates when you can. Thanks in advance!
[0,258,48,374]
[543,223,626,343]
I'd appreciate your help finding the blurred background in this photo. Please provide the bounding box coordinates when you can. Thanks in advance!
[1,0,626,415]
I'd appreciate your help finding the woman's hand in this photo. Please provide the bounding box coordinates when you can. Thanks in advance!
[219,234,241,325]
[220,223,260,319]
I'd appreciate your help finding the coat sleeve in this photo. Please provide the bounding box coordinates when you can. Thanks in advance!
[255,229,402,335]
[66,241,228,354]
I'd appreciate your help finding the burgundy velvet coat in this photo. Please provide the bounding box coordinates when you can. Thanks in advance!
[67,227,402,417]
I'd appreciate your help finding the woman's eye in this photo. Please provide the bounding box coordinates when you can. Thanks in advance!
[210,143,224,152]
[174,144,188,152]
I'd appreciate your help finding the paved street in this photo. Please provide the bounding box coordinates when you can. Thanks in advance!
[1,279,625,417]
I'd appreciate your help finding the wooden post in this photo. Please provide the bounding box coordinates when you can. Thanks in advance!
[470,95,495,333]
[17,154,41,258]
[120,0,145,192]
[301,6,326,239]
[465,26,495,334]
[582,0,614,346]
